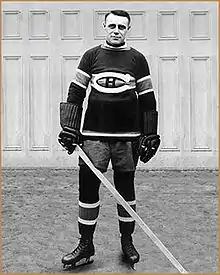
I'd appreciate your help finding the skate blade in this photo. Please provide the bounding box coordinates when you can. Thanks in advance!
[130,263,137,271]
[122,255,138,271]
[63,257,94,269]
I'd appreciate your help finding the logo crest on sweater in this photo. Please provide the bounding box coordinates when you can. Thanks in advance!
[97,77,126,88]
[91,72,135,93]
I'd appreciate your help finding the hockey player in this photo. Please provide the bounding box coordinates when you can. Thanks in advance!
[58,10,160,269]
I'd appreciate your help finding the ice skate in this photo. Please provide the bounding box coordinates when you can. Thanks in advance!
[121,235,140,270]
[62,238,95,269]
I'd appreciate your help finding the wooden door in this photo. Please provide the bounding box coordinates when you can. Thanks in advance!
[2,2,218,169]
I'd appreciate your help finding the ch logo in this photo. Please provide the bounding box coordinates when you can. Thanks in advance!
[97,77,125,88]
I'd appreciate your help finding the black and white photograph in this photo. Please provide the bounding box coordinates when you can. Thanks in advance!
[1,1,219,273]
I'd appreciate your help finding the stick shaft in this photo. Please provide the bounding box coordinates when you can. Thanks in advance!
[76,145,188,274]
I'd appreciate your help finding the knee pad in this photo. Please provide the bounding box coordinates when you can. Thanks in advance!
[79,166,101,203]
[113,171,135,201]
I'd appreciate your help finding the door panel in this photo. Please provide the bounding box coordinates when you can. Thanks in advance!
[2,1,218,168]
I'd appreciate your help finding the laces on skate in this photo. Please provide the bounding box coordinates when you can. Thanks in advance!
[62,238,95,269]
[121,236,140,270]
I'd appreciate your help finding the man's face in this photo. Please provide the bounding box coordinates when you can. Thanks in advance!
[103,13,130,46]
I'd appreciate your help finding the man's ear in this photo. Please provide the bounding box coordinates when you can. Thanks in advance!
[102,22,106,29]
[128,25,131,31]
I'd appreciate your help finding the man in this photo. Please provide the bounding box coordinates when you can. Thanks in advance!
[58,10,160,269]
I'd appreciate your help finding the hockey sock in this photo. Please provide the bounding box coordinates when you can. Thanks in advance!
[78,166,101,239]
[113,171,136,235]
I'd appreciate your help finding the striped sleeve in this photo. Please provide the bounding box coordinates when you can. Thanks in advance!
[136,54,157,112]
[72,68,91,90]
[136,54,154,96]
[136,75,154,96]
[67,50,92,105]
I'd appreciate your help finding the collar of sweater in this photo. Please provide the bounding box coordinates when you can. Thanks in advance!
[101,41,130,51]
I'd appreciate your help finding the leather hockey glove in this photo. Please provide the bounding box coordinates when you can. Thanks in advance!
[138,134,160,163]
[58,128,81,155]
[58,102,83,154]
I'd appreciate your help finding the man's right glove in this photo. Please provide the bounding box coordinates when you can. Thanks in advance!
[138,134,160,163]
[58,128,80,155]
[58,102,83,154]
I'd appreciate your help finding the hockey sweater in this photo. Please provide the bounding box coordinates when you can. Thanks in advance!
[67,42,156,139]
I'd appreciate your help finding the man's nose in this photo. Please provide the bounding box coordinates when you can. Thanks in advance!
[113,26,119,33]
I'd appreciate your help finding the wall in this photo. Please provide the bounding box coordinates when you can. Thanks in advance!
[2,1,218,168]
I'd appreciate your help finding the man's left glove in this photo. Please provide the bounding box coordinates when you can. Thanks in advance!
[58,128,81,155]
[138,134,161,163]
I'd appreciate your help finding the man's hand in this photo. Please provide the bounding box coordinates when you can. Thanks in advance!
[138,134,160,163]
[58,128,80,154]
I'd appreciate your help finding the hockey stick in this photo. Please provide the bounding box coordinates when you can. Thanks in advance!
[75,145,188,274]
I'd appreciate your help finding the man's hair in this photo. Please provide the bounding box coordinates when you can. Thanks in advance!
[105,10,131,25]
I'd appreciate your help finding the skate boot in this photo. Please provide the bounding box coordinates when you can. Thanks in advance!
[62,238,95,269]
[121,235,140,270]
